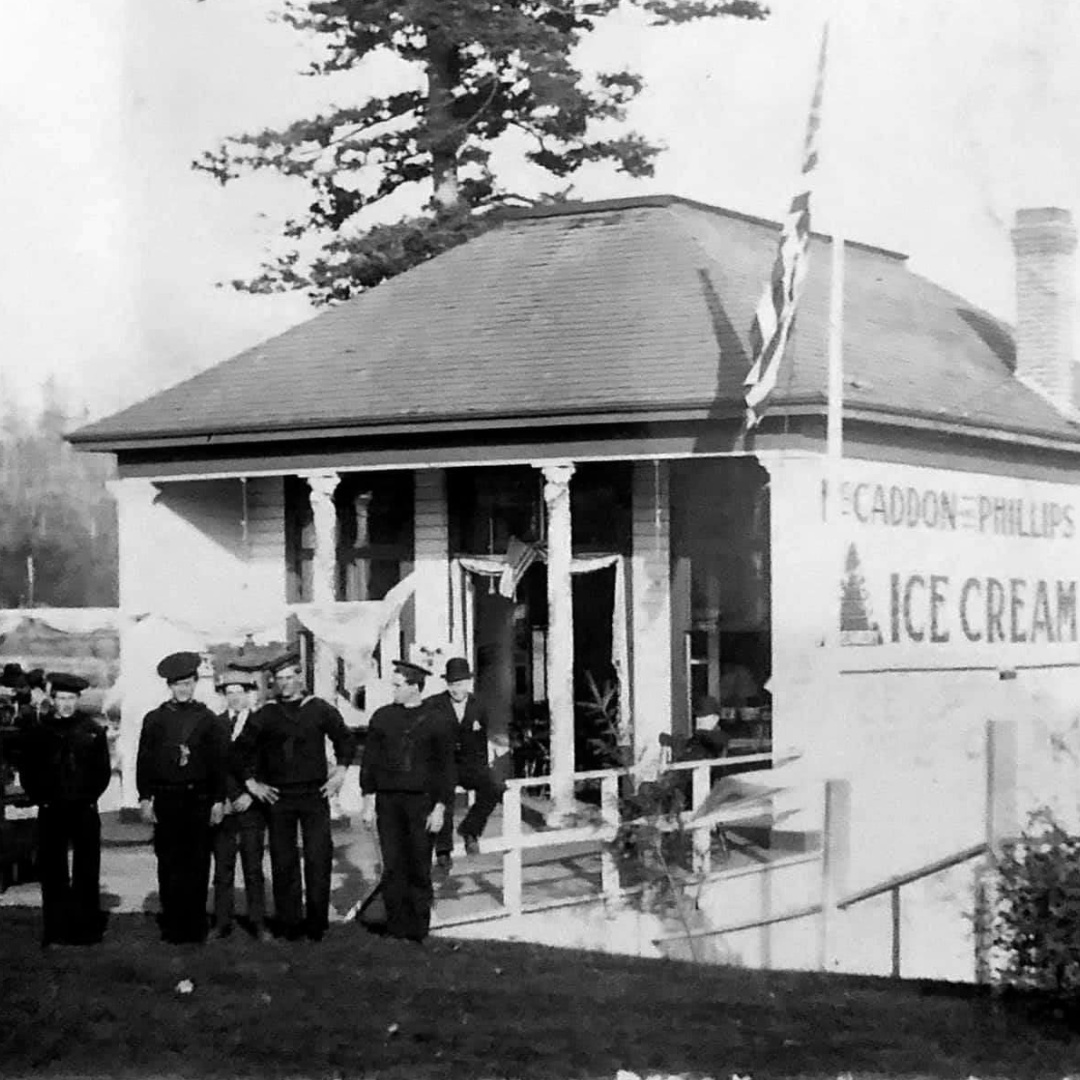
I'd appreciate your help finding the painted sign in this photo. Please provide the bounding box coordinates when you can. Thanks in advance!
[834,461,1080,668]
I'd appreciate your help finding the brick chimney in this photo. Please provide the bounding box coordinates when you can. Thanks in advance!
[1011,207,1078,414]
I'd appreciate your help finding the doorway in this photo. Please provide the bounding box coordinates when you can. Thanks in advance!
[468,560,619,777]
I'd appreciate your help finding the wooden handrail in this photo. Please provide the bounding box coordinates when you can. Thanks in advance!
[492,750,803,923]
[501,747,800,791]
[653,901,824,944]
[837,843,987,910]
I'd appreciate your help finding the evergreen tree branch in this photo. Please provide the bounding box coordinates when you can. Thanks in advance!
[194,0,768,303]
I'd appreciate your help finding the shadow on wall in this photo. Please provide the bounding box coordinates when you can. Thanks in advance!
[155,480,250,559]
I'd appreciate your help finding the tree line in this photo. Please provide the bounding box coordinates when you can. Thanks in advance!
[0,379,118,608]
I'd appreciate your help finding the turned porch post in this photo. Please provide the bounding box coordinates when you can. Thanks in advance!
[306,471,340,699]
[540,462,576,821]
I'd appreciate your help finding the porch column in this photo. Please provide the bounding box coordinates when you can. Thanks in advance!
[306,472,340,699]
[414,469,452,651]
[631,460,672,778]
[541,462,576,820]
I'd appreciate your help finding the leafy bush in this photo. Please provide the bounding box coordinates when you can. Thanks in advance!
[992,809,1080,999]
[610,772,701,958]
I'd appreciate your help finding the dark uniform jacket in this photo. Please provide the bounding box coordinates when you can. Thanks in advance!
[136,699,228,802]
[424,691,491,778]
[360,702,456,807]
[237,696,353,793]
[216,708,256,803]
[17,711,111,806]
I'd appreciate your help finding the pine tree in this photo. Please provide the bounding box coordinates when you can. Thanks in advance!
[194,0,768,303]
[839,543,881,646]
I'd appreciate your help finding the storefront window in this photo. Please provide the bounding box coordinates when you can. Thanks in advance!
[449,466,541,555]
[671,457,772,734]
[571,462,631,554]
[284,473,413,603]
[284,476,315,603]
[335,472,413,601]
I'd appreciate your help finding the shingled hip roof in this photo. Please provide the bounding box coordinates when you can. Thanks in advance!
[70,194,1075,450]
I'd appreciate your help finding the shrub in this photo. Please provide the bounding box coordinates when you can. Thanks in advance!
[992,809,1080,1000]
[610,772,701,959]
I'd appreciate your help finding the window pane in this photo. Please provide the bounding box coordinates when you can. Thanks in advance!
[448,466,540,554]
[571,462,631,553]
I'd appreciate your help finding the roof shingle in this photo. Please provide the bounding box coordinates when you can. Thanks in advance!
[70,194,1078,449]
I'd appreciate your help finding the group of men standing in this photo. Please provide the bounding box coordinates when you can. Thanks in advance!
[16,646,502,949]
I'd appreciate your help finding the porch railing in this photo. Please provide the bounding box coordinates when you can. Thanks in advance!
[438,748,811,925]
[442,719,1018,982]
[647,718,1018,979]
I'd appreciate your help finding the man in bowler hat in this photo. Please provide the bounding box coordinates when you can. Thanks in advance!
[137,651,228,944]
[360,660,456,942]
[431,657,504,868]
[18,672,111,947]
[211,671,270,941]
[236,654,353,942]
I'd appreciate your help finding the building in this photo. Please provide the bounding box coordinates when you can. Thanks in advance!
[72,198,1080,923]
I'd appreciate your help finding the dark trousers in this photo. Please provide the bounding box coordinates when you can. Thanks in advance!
[212,805,267,930]
[266,791,332,939]
[153,791,213,944]
[37,802,103,946]
[376,791,434,941]
[435,767,504,856]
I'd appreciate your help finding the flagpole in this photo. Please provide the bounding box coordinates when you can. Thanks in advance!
[827,235,844,471]
[824,4,847,783]
[826,222,846,772]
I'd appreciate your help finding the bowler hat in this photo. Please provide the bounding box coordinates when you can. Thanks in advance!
[25,668,47,691]
[49,672,90,695]
[443,657,473,683]
[156,651,201,683]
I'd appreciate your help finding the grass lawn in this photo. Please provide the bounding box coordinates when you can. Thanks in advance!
[0,908,1077,1080]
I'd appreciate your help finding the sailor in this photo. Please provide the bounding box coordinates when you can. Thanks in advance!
[360,660,456,942]
[137,651,228,944]
[211,670,270,941]
[18,672,111,947]
[237,654,353,942]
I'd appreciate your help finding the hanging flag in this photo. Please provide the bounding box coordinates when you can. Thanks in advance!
[743,25,829,430]
[499,535,541,599]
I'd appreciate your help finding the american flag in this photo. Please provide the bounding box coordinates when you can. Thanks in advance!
[498,535,541,599]
[743,25,829,430]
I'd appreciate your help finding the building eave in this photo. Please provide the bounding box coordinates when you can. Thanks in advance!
[67,401,747,453]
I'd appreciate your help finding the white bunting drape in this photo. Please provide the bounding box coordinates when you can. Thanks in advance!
[456,553,628,708]
[0,608,122,637]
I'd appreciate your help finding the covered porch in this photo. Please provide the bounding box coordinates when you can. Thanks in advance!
[109,453,776,817]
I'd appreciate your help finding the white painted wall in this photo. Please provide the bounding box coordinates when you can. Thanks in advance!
[112,476,287,805]
[768,452,1080,979]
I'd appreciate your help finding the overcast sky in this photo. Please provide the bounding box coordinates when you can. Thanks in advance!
[1,0,1077,421]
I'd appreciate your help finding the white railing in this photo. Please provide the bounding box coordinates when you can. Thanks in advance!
[645,719,1020,979]
[447,749,804,922]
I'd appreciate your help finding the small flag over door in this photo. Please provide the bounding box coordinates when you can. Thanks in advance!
[743,25,829,430]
